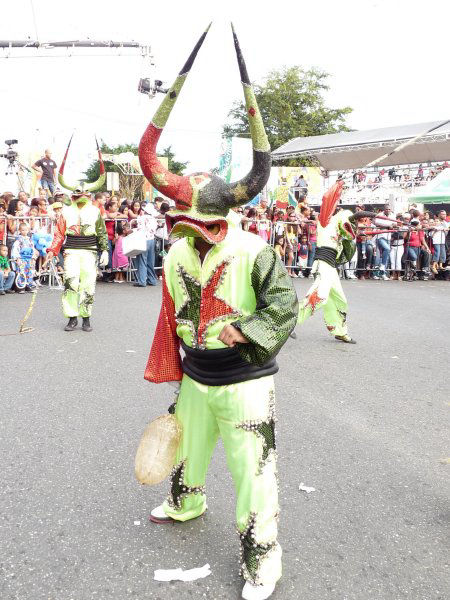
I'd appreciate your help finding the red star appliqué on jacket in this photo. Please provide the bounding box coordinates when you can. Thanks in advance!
[305,289,324,314]
[197,261,237,346]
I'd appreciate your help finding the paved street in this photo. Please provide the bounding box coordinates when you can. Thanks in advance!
[1,280,449,600]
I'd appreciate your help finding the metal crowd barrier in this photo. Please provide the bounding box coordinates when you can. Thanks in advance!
[241,218,446,281]
[1,215,53,245]
[241,219,317,276]
[1,213,446,287]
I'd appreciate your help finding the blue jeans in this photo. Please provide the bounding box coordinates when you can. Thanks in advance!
[432,244,446,263]
[41,178,55,195]
[307,242,316,268]
[107,239,113,270]
[356,241,374,272]
[376,238,390,268]
[0,270,15,290]
[406,247,419,262]
[136,239,158,286]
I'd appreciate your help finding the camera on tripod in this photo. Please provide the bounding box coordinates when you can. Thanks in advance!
[0,139,19,165]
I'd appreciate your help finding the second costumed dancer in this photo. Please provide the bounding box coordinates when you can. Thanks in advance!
[296,181,374,343]
[140,25,298,600]
[46,138,109,332]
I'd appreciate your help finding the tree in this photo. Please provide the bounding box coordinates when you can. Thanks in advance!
[84,143,187,198]
[160,145,188,175]
[223,66,352,165]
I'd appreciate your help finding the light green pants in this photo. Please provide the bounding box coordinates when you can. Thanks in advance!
[62,249,97,318]
[163,374,282,586]
[298,260,348,336]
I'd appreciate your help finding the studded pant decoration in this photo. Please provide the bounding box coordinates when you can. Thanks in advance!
[62,249,97,318]
[163,373,282,586]
[297,260,348,336]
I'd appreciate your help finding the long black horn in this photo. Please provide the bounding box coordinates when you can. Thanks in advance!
[227,24,271,207]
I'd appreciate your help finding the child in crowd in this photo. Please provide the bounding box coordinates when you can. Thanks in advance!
[274,235,286,260]
[0,201,6,244]
[0,244,15,294]
[128,200,142,221]
[11,222,37,292]
[243,207,259,234]
[257,209,271,243]
[28,206,41,233]
[112,221,130,283]
[298,234,309,276]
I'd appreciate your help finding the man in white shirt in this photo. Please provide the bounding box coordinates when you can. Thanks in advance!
[134,203,158,287]
[431,210,449,271]
[373,205,396,280]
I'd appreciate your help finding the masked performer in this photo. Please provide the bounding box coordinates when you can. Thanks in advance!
[46,138,108,332]
[140,25,298,600]
[297,182,373,344]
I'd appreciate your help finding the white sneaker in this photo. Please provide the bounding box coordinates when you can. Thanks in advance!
[149,504,173,523]
[381,273,389,281]
[242,581,276,600]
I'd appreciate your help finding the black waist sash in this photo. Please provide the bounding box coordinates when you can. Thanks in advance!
[64,235,98,251]
[315,246,338,268]
[181,341,278,386]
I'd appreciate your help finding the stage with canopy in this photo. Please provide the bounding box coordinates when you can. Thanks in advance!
[272,120,450,172]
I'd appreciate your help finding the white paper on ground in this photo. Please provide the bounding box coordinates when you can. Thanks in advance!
[154,563,211,582]
[299,482,316,494]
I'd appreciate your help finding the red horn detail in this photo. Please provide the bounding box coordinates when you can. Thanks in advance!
[318,180,344,228]
[95,136,105,176]
[59,133,73,176]
[139,124,193,209]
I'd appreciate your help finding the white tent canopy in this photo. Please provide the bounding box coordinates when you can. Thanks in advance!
[272,120,450,171]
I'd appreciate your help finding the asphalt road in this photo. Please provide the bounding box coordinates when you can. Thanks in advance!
[1,279,449,600]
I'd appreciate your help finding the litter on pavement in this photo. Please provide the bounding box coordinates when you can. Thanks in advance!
[299,482,316,494]
[154,563,212,582]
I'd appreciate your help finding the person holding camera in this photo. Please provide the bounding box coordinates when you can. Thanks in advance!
[32,149,57,197]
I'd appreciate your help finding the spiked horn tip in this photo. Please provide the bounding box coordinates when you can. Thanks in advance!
[318,180,345,228]
[58,134,106,193]
[58,133,77,192]
[139,24,212,206]
[227,24,271,207]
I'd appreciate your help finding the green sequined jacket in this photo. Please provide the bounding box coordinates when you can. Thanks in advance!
[145,225,299,383]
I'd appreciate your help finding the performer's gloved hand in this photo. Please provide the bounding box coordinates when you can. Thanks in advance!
[99,250,109,267]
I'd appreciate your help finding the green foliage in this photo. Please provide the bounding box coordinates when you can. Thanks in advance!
[223,66,352,165]
[160,145,188,176]
[83,143,187,189]
[83,143,137,188]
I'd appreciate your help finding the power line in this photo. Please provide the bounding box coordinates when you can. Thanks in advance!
[29,0,40,42]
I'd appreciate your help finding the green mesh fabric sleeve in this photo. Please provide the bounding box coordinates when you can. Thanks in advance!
[232,245,298,366]
[95,213,108,252]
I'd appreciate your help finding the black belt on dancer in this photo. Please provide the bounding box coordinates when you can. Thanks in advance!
[315,246,338,268]
[64,235,98,251]
[181,341,278,386]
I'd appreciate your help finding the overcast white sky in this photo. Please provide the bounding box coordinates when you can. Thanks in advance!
[0,0,448,183]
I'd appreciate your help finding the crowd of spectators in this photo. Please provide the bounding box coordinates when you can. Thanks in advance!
[0,189,171,294]
[234,199,449,282]
[343,162,449,192]
[1,184,449,297]
[353,203,449,281]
